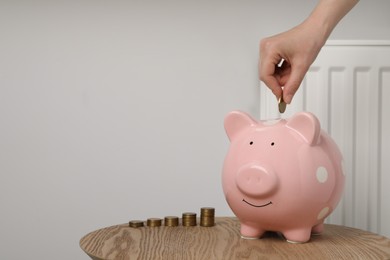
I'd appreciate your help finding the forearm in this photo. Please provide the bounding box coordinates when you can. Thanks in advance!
[303,0,359,46]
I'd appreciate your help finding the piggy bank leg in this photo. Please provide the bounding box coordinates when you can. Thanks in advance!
[283,228,312,243]
[240,224,265,240]
[311,223,324,235]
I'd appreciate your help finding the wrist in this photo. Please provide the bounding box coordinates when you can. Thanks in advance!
[299,17,329,51]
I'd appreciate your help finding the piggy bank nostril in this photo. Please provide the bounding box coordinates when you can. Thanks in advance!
[246,176,261,184]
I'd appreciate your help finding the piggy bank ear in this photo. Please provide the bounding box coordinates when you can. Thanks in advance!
[286,112,321,146]
[224,111,257,141]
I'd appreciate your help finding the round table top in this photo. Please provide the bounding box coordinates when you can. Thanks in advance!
[80,217,390,260]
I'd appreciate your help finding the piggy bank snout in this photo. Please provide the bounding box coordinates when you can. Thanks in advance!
[236,163,278,197]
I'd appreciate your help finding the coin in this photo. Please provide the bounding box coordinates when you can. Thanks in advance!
[164,216,179,227]
[278,95,286,113]
[182,212,197,226]
[182,220,197,226]
[129,220,144,228]
[182,212,196,218]
[200,207,215,227]
[200,217,215,227]
[200,207,215,217]
[146,218,162,227]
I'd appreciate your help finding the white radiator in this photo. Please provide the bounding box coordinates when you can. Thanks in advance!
[260,40,390,237]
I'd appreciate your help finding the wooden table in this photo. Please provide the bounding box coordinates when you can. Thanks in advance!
[80,217,390,260]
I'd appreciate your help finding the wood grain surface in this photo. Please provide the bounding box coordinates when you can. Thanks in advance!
[80,217,390,260]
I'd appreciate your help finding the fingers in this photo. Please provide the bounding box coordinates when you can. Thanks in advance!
[259,39,283,100]
[262,74,283,100]
[260,53,305,104]
[259,27,321,104]
[282,62,307,104]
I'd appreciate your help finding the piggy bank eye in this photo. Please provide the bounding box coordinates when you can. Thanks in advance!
[249,141,254,145]
[271,142,275,146]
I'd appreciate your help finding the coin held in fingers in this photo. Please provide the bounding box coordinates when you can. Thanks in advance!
[278,95,287,114]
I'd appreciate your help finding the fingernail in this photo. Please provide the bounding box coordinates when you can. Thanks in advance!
[284,94,293,104]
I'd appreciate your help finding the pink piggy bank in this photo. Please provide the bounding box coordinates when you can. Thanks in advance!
[222,111,344,243]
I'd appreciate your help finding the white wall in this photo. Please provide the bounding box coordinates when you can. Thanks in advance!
[0,1,389,259]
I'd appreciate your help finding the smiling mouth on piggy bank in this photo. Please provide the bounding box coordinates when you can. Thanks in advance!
[242,199,273,208]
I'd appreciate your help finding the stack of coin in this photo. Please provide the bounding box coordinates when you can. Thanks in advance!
[129,220,144,228]
[200,207,215,227]
[164,216,179,227]
[146,218,162,227]
[182,212,197,226]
